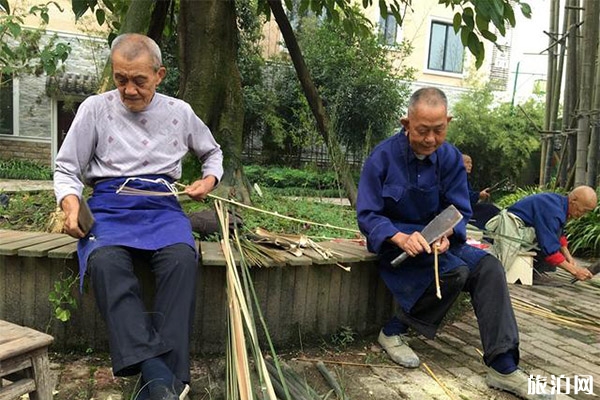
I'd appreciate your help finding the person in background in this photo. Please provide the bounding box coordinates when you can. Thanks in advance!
[486,186,596,286]
[462,154,500,230]
[356,87,554,400]
[54,33,224,400]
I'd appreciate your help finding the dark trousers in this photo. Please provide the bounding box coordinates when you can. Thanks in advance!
[88,243,197,382]
[398,255,520,365]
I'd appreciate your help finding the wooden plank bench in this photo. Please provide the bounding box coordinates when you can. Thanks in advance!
[0,319,54,400]
[0,229,389,354]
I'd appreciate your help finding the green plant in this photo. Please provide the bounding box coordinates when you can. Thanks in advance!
[48,272,79,323]
[0,159,53,180]
[566,204,600,257]
[494,186,548,209]
[0,190,56,231]
[330,326,357,349]
[447,86,543,190]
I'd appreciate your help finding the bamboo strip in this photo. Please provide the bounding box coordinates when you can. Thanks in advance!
[422,362,459,400]
[434,245,441,299]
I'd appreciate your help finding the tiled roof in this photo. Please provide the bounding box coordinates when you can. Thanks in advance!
[46,73,98,97]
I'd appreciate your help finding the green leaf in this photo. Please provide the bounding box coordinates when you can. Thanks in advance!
[72,0,90,19]
[467,32,485,69]
[462,7,474,30]
[520,2,532,18]
[503,4,516,26]
[475,14,489,33]
[56,307,70,322]
[379,0,388,18]
[481,29,497,43]
[8,22,21,37]
[95,8,105,25]
[460,25,470,46]
[0,0,9,13]
[103,0,116,13]
[453,12,461,33]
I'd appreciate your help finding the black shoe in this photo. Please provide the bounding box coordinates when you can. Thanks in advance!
[532,272,563,287]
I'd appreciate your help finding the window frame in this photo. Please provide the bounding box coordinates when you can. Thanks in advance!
[426,20,465,75]
[0,75,17,136]
[379,13,400,46]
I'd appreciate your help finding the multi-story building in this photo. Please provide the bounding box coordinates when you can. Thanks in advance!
[1,0,548,167]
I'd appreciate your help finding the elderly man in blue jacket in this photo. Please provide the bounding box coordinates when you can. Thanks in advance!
[356,87,553,400]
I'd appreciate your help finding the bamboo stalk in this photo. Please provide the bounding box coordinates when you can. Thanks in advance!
[422,362,459,400]
[117,183,360,234]
[294,358,406,369]
[434,245,441,299]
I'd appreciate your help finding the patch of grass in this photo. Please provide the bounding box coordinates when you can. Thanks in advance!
[0,190,56,231]
[0,159,53,180]
[1,187,359,240]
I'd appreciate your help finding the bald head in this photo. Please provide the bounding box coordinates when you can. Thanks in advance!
[567,185,597,219]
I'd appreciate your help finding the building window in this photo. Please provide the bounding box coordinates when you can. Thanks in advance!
[428,21,464,73]
[379,14,398,45]
[0,76,13,135]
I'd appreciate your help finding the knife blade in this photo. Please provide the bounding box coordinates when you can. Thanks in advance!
[390,204,464,267]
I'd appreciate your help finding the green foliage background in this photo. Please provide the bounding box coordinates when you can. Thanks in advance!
[242,14,413,166]
[447,87,543,191]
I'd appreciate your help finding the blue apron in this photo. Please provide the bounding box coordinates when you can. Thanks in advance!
[378,154,475,312]
[77,175,196,290]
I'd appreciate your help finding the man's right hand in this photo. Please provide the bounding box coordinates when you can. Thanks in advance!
[60,194,86,238]
[390,231,431,258]
[571,266,593,281]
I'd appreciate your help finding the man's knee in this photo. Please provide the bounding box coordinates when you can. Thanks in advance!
[154,243,198,275]
[443,265,470,292]
[475,255,507,282]
[88,246,131,278]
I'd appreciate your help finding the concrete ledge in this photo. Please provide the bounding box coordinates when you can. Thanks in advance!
[0,230,392,354]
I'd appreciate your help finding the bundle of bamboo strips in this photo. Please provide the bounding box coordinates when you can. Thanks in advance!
[218,200,326,400]
[511,296,600,333]
[249,227,340,261]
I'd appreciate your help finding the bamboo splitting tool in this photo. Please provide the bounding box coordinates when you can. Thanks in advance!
[434,244,441,299]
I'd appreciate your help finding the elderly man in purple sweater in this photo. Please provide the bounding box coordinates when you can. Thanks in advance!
[54,33,223,400]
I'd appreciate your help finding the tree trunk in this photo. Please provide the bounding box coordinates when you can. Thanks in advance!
[178,0,249,203]
[267,0,358,207]
[97,0,157,93]
[575,0,599,186]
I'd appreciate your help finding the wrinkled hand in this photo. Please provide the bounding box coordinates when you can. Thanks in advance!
[572,266,593,281]
[61,195,85,239]
[397,232,449,258]
[184,176,217,201]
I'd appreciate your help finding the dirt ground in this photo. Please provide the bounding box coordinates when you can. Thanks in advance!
[49,334,394,400]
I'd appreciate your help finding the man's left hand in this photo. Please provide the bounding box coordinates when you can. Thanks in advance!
[433,236,450,254]
[185,176,217,201]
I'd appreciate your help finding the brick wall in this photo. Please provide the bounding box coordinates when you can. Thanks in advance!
[0,138,51,166]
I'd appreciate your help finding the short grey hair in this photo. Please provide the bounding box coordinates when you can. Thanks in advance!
[408,87,448,115]
[110,33,163,71]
